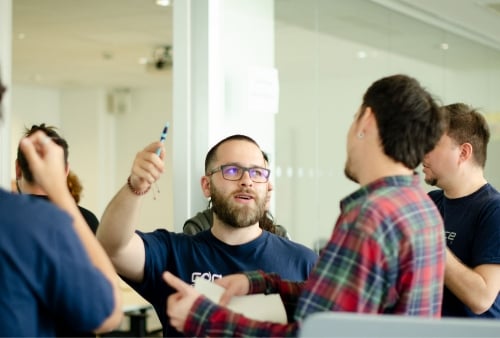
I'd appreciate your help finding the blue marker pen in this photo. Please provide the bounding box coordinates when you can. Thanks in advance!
[156,122,170,156]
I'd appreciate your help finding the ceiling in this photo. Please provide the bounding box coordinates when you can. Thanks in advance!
[11,0,500,89]
[12,0,173,89]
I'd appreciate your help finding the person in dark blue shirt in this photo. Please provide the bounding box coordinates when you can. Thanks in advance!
[0,129,122,336]
[423,103,500,318]
[97,134,318,337]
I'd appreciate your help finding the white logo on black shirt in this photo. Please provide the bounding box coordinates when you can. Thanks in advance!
[191,272,222,285]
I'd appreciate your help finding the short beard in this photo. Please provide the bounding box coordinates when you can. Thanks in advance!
[425,177,438,186]
[210,186,265,229]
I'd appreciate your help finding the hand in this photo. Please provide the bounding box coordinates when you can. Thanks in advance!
[129,141,165,192]
[19,131,68,196]
[163,271,200,333]
[214,273,250,306]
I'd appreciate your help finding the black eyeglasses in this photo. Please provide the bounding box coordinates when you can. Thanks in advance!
[208,164,271,183]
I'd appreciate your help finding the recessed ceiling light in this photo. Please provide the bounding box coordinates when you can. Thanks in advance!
[17,33,26,40]
[440,43,449,50]
[138,57,149,65]
[357,51,367,59]
[156,0,170,7]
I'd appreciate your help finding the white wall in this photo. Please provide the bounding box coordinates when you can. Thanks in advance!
[10,86,60,178]
[115,87,173,231]
[0,0,12,187]
[9,85,173,232]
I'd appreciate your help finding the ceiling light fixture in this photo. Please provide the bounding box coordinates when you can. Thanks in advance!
[440,43,449,50]
[156,0,171,7]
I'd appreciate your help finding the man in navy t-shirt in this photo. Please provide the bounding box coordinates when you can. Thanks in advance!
[0,130,123,336]
[98,134,318,336]
[423,103,500,318]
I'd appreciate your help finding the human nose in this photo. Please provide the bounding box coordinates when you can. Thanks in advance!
[239,169,253,185]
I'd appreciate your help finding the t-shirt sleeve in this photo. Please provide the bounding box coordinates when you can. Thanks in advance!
[471,201,500,266]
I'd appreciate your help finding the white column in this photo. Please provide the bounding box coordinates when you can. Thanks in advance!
[172,0,275,230]
[0,0,12,188]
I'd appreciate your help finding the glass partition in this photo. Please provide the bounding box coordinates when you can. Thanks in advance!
[274,0,500,249]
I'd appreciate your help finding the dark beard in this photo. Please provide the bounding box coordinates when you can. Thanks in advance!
[425,177,438,186]
[210,186,265,229]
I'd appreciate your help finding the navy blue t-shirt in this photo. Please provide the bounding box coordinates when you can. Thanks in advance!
[0,189,115,336]
[124,229,318,337]
[429,183,500,318]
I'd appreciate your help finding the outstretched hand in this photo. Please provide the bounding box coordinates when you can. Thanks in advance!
[129,141,165,193]
[214,273,251,306]
[163,271,201,333]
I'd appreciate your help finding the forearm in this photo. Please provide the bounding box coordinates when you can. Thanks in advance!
[186,297,299,337]
[247,270,302,320]
[445,250,497,314]
[97,184,143,255]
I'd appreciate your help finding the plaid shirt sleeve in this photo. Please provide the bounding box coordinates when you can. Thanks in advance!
[184,297,299,337]
[295,223,391,319]
[183,270,304,337]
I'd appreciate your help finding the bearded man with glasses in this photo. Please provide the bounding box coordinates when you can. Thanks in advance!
[183,152,290,238]
[97,134,318,337]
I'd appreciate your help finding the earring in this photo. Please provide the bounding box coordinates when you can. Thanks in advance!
[357,132,364,139]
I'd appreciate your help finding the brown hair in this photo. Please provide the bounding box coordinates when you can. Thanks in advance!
[67,170,83,203]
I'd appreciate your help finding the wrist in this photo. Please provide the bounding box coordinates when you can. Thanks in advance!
[127,175,151,196]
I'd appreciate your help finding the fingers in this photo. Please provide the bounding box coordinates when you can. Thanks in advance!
[19,132,52,171]
[163,271,191,294]
[19,136,40,167]
[131,143,165,181]
[19,131,68,194]
[213,274,250,306]
[128,142,165,192]
[163,271,199,333]
[218,291,232,307]
[39,135,51,146]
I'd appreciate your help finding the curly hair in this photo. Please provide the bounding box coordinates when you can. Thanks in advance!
[67,170,83,203]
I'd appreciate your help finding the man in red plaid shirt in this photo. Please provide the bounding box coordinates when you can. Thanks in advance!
[164,74,447,337]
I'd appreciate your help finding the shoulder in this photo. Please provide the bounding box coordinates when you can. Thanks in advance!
[137,228,199,251]
[274,224,291,239]
[183,209,213,235]
[78,205,99,233]
[428,189,443,200]
[482,184,500,202]
[264,232,318,258]
[0,191,71,230]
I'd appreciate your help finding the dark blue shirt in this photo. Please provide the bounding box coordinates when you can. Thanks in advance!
[0,189,114,336]
[124,229,318,337]
[429,183,500,318]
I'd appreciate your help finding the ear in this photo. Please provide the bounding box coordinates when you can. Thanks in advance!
[355,106,374,135]
[201,176,211,198]
[459,142,473,163]
[65,164,70,177]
